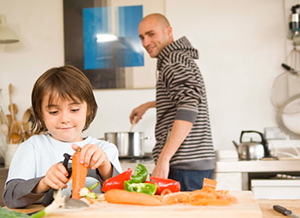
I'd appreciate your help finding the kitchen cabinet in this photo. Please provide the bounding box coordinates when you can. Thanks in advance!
[215,160,300,199]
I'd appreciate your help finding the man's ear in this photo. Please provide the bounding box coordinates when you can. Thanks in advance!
[167,26,173,39]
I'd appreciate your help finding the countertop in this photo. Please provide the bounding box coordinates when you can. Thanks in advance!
[7,199,300,218]
[215,159,300,173]
[119,159,300,173]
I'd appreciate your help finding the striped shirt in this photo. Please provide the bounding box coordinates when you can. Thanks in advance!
[153,36,215,170]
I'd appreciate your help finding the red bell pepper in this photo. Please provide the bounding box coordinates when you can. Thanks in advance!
[101,168,132,192]
[149,176,180,195]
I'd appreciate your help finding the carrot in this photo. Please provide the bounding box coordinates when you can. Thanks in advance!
[160,188,172,196]
[189,198,231,206]
[202,178,217,192]
[162,192,191,205]
[105,189,162,206]
[71,147,88,199]
[191,190,218,199]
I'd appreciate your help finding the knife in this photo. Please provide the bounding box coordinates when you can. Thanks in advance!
[273,205,300,218]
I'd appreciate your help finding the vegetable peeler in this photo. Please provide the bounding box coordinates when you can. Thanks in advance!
[42,153,72,207]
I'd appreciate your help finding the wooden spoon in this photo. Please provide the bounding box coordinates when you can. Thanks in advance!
[129,116,137,132]
[8,103,18,121]
[8,84,15,122]
[10,132,21,144]
[22,108,31,124]
[6,114,12,128]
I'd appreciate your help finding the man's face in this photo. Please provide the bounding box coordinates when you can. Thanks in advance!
[138,17,172,58]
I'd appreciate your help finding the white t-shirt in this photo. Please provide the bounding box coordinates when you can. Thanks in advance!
[6,133,122,196]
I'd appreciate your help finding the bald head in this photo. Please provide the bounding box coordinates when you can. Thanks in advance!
[141,13,171,29]
[138,13,173,58]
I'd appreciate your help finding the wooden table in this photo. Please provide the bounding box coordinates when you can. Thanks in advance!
[8,199,300,218]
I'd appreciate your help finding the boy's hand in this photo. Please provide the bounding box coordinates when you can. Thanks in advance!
[72,143,109,170]
[42,163,69,190]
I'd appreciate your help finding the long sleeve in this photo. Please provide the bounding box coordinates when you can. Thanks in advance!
[3,178,45,208]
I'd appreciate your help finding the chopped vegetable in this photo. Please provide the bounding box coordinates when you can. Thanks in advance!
[124,181,157,196]
[162,192,191,205]
[101,168,132,192]
[130,164,148,183]
[79,182,99,199]
[202,178,217,192]
[30,189,65,218]
[88,182,100,191]
[71,147,88,199]
[160,178,238,206]
[149,176,180,195]
[105,189,162,206]
[79,187,97,199]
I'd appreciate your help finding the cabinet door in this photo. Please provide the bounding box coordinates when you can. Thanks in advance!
[214,173,242,191]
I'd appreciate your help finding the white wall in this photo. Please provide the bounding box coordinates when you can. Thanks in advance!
[0,0,299,152]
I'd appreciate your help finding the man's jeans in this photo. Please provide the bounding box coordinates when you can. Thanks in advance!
[168,168,214,191]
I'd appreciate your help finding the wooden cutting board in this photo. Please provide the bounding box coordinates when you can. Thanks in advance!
[45,191,262,218]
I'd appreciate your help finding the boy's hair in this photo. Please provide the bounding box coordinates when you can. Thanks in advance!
[31,65,98,134]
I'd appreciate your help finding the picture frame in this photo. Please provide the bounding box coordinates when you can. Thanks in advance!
[63,0,164,89]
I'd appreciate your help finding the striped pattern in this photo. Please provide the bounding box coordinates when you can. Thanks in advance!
[153,37,215,168]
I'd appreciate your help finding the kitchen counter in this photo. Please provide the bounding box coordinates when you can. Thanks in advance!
[120,159,300,173]
[7,198,300,218]
[216,159,300,173]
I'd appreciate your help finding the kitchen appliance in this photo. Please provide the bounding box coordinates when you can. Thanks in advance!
[104,132,148,157]
[232,130,271,160]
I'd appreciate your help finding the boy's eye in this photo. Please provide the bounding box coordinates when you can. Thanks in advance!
[71,108,80,112]
[49,111,58,115]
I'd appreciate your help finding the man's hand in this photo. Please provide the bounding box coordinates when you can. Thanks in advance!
[151,159,170,179]
[129,101,156,124]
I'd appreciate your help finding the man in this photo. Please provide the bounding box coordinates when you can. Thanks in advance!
[129,13,215,191]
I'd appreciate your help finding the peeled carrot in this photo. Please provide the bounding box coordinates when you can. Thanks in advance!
[189,198,231,206]
[162,192,191,205]
[202,178,217,192]
[71,147,88,199]
[105,189,162,206]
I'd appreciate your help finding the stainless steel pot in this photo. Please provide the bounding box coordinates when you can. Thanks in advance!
[104,132,145,157]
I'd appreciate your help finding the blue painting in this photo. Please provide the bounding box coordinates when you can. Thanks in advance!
[83,5,144,70]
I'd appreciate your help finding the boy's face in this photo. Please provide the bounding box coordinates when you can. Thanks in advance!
[41,92,87,142]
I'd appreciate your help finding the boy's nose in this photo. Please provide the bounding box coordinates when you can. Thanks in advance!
[61,112,70,124]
